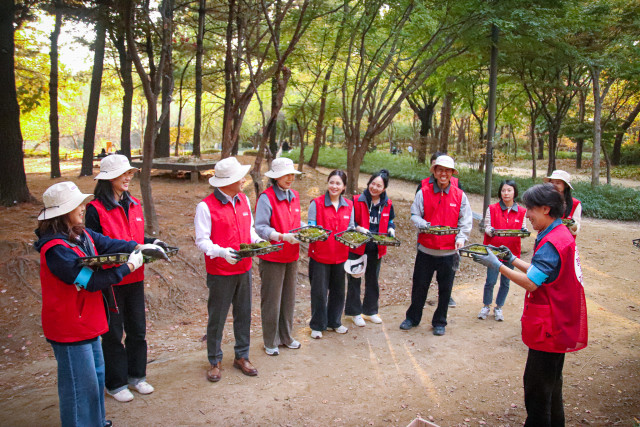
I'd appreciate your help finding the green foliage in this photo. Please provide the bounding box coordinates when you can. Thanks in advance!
[619,144,640,165]
[610,165,640,180]
[284,147,640,221]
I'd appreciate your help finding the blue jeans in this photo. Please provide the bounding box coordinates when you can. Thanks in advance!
[483,263,513,307]
[51,337,106,427]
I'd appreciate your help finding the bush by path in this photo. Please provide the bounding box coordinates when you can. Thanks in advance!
[284,147,640,221]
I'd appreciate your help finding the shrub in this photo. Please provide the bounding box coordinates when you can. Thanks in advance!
[619,143,640,165]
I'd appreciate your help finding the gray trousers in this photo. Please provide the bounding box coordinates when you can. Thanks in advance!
[206,271,252,365]
[259,259,298,348]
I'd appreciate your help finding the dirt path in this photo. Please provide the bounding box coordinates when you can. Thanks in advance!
[0,158,639,426]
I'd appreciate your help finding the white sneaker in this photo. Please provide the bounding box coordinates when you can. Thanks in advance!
[264,346,279,356]
[494,307,504,321]
[108,388,134,402]
[330,325,348,334]
[130,381,154,395]
[363,314,382,324]
[351,315,366,327]
[310,330,323,339]
[286,340,301,349]
[478,306,490,320]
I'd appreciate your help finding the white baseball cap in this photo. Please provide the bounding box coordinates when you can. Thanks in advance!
[265,157,301,179]
[208,157,251,187]
[429,155,458,175]
[344,255,367,278]
[38,182,93,220]
[94,154,138,180]
[544,170,573,189]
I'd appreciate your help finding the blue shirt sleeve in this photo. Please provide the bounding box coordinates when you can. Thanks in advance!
[86,228,137,255]
[527,242,561,286]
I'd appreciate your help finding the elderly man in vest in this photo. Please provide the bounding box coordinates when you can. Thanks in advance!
[195,157,264,382]
[400,155,472,336]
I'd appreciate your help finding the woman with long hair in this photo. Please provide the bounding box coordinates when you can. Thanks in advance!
[307,170,355,339]
[34,181,146,427]
[345,169,395,327]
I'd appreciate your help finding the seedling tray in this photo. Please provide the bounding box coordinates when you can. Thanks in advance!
[459,244,509,260]
[369,232,401,247]
[493,229,531,238]
[334,230,371,249]
[289,225,331,243]
[633,238,640,249]
[418,225,460,236]
[562,218,575,227]
[235,242,283,258]
[77,246,179,268]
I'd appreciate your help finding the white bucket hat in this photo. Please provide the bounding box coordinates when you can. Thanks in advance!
[265,157,301,179]
[94,154,138,180]
[38,182,93,220]
[344,255,367,278]
[208,157,251,187]
[544,170,573,189]
[430,155,458,175]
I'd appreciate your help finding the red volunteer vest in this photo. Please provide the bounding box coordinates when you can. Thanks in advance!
[203,192,253,275]
[520,224,588,353]
[421,176,458,189]
[87,197,145,285]
[258,186,301,263]
[564,197,581,219]
[39,232,108,343]
[483,202,526,257]
[350,195,392,258]
[309,196,353,264]
[417,183,463,250]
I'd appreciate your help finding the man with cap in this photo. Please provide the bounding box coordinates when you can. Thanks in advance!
[400,155,472,335]
[254,157,304,356]
[195,157,264,381]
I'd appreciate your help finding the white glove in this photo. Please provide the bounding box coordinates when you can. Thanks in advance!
[486,226,495,237]
[127,250,144,272]
[388,228,395,238]
[282,233,300,244]
[138,243,166,254]
[221,248,240,265]
[356,226,370,235]
[416,219,430,229]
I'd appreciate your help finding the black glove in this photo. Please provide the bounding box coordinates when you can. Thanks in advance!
[153,239,170,251]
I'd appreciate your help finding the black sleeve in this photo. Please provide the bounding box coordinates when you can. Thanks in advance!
[388,204,396,229]
[144,236,156,244]
[86,229,137,255]
[84,204,103,234]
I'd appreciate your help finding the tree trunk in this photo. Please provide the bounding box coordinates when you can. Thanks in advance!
[113,34,133,159]
[345,138,368,195]
[575,90,586,169]
[0,0,31,206]
[49,6,62,178]
[407,97,438,164]
[192,0,205,158]
[295,118,306,173]
[537,133,544,160]
[175,57,193,156]
[140,103,159,234]
[591,67,602,187]
[529,111,537,179]
[80,7,107,176]
[601,140,611,185]
[612,99,640,165]
[155,0,173,158]
[439,92,452,152]
[547,130,558,176]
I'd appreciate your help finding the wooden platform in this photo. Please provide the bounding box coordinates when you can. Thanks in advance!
[130,157,217,182]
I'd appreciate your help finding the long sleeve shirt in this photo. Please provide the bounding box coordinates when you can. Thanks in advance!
[194,188,261,258]
[254,185,305,241]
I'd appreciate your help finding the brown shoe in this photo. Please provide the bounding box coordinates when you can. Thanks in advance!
[233,358,258,376]
[206,362,221,382]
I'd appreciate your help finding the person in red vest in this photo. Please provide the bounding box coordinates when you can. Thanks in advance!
[544,170,581,238]
[86,154,167,402]
[345,169,395,327]
[254,158,304,356]
[472,183,587,426]
[400,155,472,335]
[479,179,528,321]
[307,170,355,339]
[35,181,145,427]
[416,151,460,308]
[195,157,265,382]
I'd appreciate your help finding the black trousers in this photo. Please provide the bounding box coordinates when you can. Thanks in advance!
[524,348,566,427]
[309,259,346,331]
[101,281,147,392]
[345,248,381,316]
[405,251,456,327]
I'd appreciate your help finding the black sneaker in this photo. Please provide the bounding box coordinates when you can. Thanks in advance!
[399,319,414,330]
[448,297,457,307]
[433,326,445,336]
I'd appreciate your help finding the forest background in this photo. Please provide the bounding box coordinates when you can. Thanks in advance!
[1,0,640,228]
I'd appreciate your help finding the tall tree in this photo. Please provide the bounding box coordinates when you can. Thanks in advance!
[192,0,205,158]
[155,0,173,158]
[406,88,439,164]
[49,0,62,178]
[79,4,107,176]
[0,0,32,206]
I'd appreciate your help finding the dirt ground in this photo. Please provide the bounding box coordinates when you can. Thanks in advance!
[0,156,639,427]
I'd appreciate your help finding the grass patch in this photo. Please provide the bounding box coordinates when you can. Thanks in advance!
[285,147,640,221]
